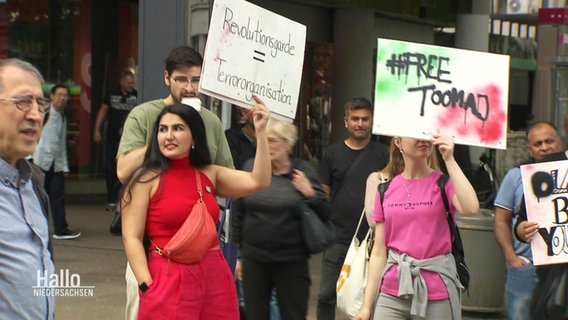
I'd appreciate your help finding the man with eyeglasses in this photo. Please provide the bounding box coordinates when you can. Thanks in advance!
[117,46,233,181]
[0,58,55,319]
[116,46,234,320]
[33,84,81,240]
[493,121,562,320]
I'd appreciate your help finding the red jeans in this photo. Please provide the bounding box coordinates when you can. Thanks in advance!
[138,250,238,320]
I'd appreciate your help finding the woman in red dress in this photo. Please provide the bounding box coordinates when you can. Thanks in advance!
[121,97,271,319]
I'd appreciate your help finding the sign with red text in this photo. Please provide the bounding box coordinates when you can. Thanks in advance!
[200,0,306,121]
[373,38,510,149]
[521,160,568,266]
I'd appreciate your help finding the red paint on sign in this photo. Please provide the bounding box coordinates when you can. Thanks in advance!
[435,84,506,145]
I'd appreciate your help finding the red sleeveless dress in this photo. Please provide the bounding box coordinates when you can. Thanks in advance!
[138,157,238,320]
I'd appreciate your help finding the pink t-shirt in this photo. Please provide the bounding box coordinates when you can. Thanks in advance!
[373,170,456,300]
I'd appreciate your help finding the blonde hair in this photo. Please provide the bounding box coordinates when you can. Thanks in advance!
[267,119,298,149]
[382,137,441,179]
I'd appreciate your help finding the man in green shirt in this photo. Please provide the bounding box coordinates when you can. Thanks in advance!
[117,46,233,181]
[116,46,234,320]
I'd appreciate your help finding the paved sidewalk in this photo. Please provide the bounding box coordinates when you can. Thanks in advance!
[51,203,506,320]
[52,204,125,319]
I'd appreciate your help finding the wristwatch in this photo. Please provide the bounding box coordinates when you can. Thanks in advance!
[139,281,151,293]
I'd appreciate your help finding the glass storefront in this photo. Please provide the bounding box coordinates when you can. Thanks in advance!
[0,0,138,176]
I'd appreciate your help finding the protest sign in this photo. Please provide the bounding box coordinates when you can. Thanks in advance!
[200,0,306,121]
[521,160,568,266]
[373,38,510,149]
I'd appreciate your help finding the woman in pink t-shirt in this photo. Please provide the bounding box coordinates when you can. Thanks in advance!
[355,135,479,320]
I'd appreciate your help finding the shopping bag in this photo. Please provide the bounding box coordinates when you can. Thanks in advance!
[300,201,333,254]
[336,210,372,318]
[218,198,240,275]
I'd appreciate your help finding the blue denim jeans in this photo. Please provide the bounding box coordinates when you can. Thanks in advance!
[237,280,280,320]
[505,263,537,320]
[268,290,280,320]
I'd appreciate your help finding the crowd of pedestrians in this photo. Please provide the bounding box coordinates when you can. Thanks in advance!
[1,41,567,319]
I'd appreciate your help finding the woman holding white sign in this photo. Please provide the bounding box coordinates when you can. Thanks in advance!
[355,135,479,320]
[121,99,271,319]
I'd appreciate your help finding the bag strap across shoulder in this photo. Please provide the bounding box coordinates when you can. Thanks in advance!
[438,175,456,236]
[437,174,450,216]
[194,168,203,203]
[377,174,451,222]
[333,144,374,200]
[151,168,204,254]
[353,209,367,240]
[438,175,466,257]
[377,180,391,206]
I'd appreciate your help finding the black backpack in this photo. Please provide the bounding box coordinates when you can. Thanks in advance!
[377,174,470,291]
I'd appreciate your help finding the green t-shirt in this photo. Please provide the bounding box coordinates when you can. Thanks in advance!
[117,99,234,168]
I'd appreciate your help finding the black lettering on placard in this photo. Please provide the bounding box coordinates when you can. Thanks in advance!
[527,171,568,258]
[552,196,568,224]
[385,52,451,84]
[531,171,555,199]
[385,51,493,125]
[408,84,490,123]
[216,59,292,105]
[222,7,296,59]
[538,224,568,256]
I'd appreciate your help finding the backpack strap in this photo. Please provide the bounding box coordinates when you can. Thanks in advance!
[378,175,451,219]
[437,174,455,232]
[438,175,466,254]
[377,180,391,207]
[437,174,450,214]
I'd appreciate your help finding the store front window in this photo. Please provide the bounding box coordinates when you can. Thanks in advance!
[1,0,138,176]
[1,0,91,174]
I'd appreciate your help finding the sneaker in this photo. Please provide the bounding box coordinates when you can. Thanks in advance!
[109,212,121,236]
[53,229,81,240]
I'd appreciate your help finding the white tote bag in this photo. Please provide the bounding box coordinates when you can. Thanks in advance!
[336,210,372,318]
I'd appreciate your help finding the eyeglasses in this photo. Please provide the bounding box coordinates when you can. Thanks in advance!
[172,76,200,87]
[0,96,50,113]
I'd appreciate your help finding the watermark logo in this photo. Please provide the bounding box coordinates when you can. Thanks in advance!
[33,269,95,297]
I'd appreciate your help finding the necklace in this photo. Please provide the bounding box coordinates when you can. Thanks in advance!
[401,179,412,200]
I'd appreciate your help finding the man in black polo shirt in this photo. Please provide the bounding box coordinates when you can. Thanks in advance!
[93,69,137,225]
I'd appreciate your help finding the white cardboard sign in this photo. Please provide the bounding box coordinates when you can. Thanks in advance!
[373,38,510,149]
[200,0,306,121]
[521,160,568,266]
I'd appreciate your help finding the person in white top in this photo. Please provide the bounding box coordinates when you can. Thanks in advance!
[33,84,81,240]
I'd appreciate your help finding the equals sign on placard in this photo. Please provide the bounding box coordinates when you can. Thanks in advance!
[253,50,265,62]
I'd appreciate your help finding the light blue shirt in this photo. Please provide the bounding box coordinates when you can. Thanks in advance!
[33,109,68,172]
[494,166,532,260]
[0,158,54,319]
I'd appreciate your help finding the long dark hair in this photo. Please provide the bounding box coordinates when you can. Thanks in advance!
[121,103,212,207]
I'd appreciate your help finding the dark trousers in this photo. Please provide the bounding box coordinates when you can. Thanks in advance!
[44,164,68,235]
[104,136,121,204]
[316,242,350,320]
[243,257,310,320]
